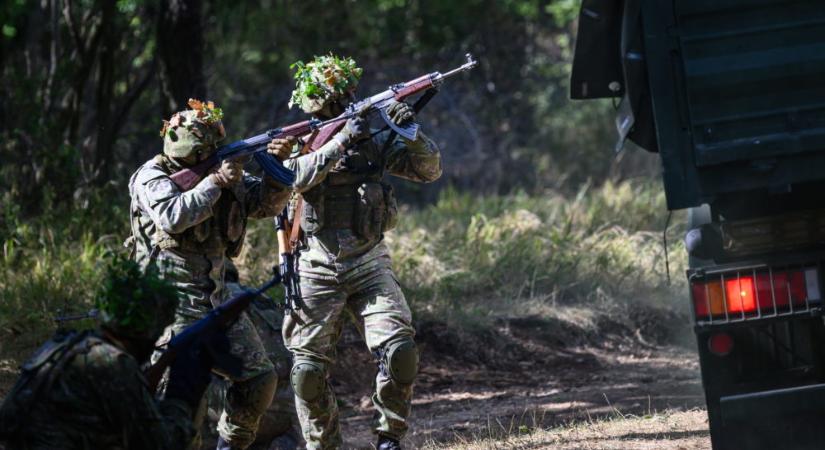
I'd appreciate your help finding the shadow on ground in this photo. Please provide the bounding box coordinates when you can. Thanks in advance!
[330,312,706,449]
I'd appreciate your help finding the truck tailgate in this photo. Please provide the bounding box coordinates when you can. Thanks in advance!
[641,0,825,209]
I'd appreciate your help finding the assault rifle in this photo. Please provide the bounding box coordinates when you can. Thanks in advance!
[145,269,281,392]
[168,54,478,192]
[265,54,478,313]
[275,211,302,311]
[296,52,479,152]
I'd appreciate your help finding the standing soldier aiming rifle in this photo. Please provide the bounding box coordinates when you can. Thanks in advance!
[267,54,444,450]
[126,99,292,450]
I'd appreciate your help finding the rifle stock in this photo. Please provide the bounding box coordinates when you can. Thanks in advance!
[168,154,221,191]
[310,121,347,151]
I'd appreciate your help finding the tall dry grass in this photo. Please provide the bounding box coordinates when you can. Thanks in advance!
[1,179,688,356]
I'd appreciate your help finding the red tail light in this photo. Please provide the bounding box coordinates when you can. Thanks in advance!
[725,277,755,314]
[708,332,734,356]
[691,268,820,322]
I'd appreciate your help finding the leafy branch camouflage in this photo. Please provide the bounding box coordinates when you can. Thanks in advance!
[289,54,363,113]
[187,98,224,125]
[159,98,224,138]
[95,256,178,340]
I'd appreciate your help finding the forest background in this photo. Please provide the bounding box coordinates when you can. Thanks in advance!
[0,0,688,394]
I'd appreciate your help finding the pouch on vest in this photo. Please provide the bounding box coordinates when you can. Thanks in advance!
[222,194,247,258]
[300,188,325,235]
[355,182,388,241]
[381,181,399,233]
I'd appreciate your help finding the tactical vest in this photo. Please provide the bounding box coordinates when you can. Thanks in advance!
[300,138,398,241]
[129,155,247,258]
[0,331,101,442]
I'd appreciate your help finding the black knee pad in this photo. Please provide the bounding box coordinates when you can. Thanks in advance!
[290,358,326,402]
[384,338,418,385]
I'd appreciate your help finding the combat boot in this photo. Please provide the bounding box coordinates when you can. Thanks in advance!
[377,435,402,450]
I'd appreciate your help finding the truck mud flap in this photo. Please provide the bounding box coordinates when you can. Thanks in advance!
[718,383,825,449]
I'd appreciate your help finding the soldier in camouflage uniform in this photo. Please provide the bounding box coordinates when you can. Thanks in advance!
[269,55,442,450]
[0,258,215,450]
[127,99,292,450]
[204,261,303,450]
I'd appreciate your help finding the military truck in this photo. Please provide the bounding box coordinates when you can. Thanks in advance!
[571,1,825,448]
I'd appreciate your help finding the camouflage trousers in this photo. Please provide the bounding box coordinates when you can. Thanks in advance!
[283,252,416,449]
[151,249,278,450]
[204,283,303,450]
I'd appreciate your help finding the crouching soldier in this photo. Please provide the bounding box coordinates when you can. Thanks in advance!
[269,54,442,449]
[0,259,214,450]
[127,99,292,449]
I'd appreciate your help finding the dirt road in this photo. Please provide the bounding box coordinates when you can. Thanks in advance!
[0,315,709,449]
[332,317,709,449]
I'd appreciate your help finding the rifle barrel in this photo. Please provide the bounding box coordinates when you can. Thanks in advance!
[438,53,478,80]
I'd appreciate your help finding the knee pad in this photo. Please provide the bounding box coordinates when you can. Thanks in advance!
[290,358,326,402]
[223,369,278,422]
[384,338,419,385]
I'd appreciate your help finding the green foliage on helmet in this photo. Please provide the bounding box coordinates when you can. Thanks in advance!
[289,54,363,114]
[95,256,178,340]
[160,98,227,158]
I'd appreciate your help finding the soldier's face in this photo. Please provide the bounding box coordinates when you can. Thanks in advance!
[177,144,217,167]
[315,95,352,120]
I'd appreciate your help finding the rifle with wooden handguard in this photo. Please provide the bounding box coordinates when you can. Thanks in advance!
[167,54,478,192]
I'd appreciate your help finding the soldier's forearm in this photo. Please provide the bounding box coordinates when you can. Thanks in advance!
[387,132,442,183]
[289,140,343,193]
[145,176,222,234]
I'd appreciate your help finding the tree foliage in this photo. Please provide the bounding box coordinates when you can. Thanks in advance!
[1,0,643,221]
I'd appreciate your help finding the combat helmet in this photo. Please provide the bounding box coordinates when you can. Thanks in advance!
[95,257,179,341]
[160,98,226,159]
[289,54,363,114]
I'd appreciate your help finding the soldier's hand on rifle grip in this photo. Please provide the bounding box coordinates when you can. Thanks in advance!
[336,115,370,148]
[267,136,295,162]
[211,159,243,187]
[165,331,231,408]
[386,100,415,125]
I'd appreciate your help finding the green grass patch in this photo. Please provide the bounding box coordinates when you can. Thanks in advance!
[1,179,689,362]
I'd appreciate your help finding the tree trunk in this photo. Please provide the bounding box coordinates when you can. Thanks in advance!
[157,0,207,116]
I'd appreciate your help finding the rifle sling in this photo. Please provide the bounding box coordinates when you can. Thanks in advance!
[289,198,303,250]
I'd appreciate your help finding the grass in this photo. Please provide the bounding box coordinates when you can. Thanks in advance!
[420,409,709,450]
[0,178,689,365]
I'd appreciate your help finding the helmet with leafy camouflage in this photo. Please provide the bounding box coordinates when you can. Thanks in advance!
[160,98,227,158]
[289,54,363,114]
[95,257,179,341]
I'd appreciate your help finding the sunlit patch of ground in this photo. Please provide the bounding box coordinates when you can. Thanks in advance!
[424,409,709,450]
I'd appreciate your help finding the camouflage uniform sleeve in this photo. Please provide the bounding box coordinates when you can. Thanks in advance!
[283,140,343,193]
[239,171,291,219]
[134,165,222,234]
[87,345,195,449]
[379,129,443,183]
